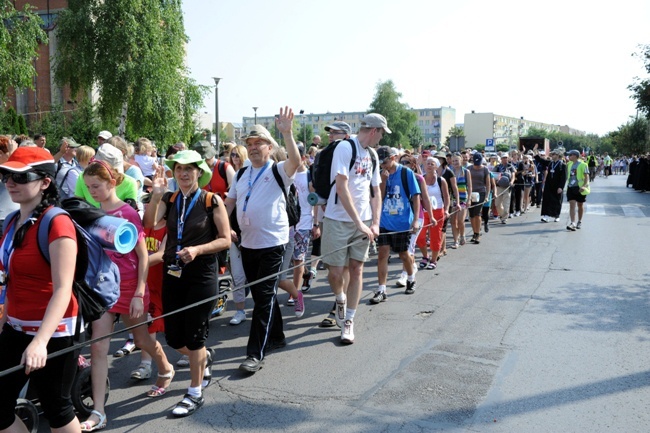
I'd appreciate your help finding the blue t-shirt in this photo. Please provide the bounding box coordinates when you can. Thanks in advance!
[380,165,421,231]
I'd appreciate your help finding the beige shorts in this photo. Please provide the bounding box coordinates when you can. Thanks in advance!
[321,217,371,267]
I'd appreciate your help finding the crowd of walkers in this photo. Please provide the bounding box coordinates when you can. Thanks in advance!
[0,115,629,430]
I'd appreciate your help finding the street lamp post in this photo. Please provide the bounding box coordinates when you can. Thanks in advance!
[213,77,221,154]
[253,106,258,124]
[299,109,305,143]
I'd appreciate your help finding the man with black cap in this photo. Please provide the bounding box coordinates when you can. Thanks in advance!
[371,145,420,302]
[193,140,235,200]
[565,150,589,230]
[321,113,385,344]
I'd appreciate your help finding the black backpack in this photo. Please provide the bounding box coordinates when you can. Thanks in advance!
[310,138,377,203]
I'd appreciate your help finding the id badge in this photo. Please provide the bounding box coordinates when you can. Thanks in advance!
[167,263,182,278]
[167,268,182,278]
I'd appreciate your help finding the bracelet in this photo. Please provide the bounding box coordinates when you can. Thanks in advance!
[313,224,319,228]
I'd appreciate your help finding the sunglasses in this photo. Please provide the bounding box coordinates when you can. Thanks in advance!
[2,171,45,184]
[230,153,240,158]
[400,160,411,165]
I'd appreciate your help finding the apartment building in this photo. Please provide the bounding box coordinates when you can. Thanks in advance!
[243,106,456,146]
[464,112,585,149]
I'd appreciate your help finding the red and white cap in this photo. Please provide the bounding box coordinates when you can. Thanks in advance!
[0,147,56,177]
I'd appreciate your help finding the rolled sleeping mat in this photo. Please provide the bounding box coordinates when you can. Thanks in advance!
[87,215,138,253]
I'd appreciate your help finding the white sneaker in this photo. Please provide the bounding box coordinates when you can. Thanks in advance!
[396,273,407,287]
[335,295,347,328]
[229,310,246,325]
[554,217,560,222]
[341,319,354,344]
[540,216,548,223]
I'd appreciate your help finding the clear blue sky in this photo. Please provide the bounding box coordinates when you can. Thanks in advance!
[181,0,649,136]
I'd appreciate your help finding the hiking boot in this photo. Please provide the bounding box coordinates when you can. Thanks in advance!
[405,280,416,295]
[341,320,354,344]
[294,291,305,318]
[369,291,387,304]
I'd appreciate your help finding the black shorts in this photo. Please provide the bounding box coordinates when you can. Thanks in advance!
[162,257,217,351]
[0,325,77,430]
[468,192,486,218]
[566,186,586,203]
[377,228,411,253]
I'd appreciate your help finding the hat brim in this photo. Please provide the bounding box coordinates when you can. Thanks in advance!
[165,157,212,188]
[0,160,56,178]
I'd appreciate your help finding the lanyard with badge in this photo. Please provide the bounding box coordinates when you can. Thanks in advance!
[241,161,270,226]
[168,189,201,278]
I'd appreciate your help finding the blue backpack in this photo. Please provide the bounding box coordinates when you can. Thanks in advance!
[4,205,121,326]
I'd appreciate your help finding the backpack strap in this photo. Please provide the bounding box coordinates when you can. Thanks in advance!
[217,161,228,182]
[400,166,411,200]
[2,210,20,237]
[271,163,289,202]
[236,166,248,182]
[36,207,69,264]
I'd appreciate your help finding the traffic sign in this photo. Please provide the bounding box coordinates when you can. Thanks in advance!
[485,138,495,151]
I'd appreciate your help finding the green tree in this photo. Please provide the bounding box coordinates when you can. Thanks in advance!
[444,125,465,146]
[629,44,650,118]
[17,114,27,135]
[0,1,48,102]
[67,99,98,147]
[5,107,19,134]
[368,80,417,148]
[296,123,314,146]
[29,104,67,150]
[54,0,207,147]
[407,124,424,149]
[610,117,648,155]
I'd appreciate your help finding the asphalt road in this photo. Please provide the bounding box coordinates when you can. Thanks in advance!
[35,173,650,433]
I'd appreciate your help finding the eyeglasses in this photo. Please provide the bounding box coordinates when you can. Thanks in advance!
[230,153,240,158]
[2,171,45,184]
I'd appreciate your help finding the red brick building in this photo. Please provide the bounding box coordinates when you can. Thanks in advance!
[7,0,77,128]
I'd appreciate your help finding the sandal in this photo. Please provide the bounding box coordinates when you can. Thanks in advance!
[80,410,107,432]
[419,258,429,269]
[319,316,337,328]
[172,393,205,418]
[130,363,152,380]
[202,348,214,390]
[113,339,136,358]
[146,368,175,398]
[426,260,437,270]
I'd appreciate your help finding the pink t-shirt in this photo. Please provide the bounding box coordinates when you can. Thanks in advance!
[105,203,145,281]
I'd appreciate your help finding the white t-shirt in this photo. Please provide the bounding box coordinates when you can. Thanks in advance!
[227,160,295,249]
[293,169,313,231]
[323,136,381,222]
